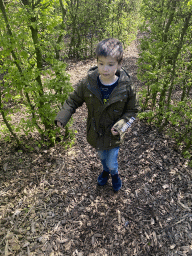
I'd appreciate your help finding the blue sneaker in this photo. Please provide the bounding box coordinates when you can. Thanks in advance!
[97,170,109,186]
[112,174,122,191]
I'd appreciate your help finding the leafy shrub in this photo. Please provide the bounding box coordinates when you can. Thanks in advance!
[138,0,192,166]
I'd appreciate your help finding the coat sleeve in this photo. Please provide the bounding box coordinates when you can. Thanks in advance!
[112,80,139,137]
[54,79,86,127]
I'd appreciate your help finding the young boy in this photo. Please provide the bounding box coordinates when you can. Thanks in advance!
[55,38,138,191]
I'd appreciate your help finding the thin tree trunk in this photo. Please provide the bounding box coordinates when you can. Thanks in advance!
[0,0,43,134]
[0,84,21,147]
[167,12,192,108]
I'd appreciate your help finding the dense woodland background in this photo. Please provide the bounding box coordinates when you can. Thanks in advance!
[0,0,191,164]
[0,0,192,255]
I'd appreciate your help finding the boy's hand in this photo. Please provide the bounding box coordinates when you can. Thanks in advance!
[111,127,119,136]
[57,121,63,128]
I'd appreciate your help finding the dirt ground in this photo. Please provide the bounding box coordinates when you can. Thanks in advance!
[0,33,192,256]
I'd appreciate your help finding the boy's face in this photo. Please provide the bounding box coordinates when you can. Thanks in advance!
[97,56,121,85]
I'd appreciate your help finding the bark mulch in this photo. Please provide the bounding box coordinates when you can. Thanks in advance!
[0,33,191,256]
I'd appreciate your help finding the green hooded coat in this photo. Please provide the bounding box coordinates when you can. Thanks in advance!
[55,67,138,150]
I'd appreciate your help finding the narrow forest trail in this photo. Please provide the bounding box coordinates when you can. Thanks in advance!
[0,34,191,255]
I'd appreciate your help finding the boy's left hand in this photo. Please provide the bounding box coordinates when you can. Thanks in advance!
[111,127,119,136]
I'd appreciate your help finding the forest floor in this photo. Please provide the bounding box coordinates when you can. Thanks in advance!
[0,32,192,256]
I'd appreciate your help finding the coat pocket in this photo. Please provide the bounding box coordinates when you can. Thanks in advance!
[111,98,127,120]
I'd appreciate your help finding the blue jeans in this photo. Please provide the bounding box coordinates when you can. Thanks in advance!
[97,147,120,175]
